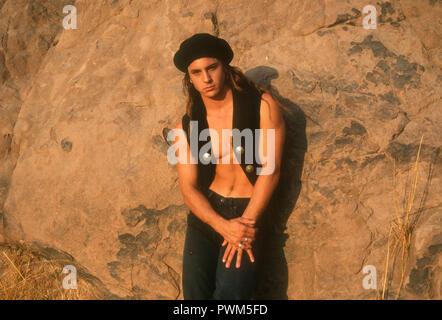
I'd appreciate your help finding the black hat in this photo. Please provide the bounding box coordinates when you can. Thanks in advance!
[173,33,234,73]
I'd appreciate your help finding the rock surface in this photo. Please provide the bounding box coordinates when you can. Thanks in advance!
[0,0,440,299]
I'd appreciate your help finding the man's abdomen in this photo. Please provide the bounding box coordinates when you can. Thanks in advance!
[208,163,254,198]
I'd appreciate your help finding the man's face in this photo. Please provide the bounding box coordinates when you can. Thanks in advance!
[187,57,227,98]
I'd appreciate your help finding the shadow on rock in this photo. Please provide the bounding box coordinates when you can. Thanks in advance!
[246,66,307,299]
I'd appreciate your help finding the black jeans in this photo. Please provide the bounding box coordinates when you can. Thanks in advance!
[182,188,264,300]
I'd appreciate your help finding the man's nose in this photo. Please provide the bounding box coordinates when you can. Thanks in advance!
[202,70,212,83]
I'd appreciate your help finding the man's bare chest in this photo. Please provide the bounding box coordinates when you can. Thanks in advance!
[205,111,235,162]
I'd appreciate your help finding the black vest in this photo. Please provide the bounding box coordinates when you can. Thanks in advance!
[181,86,263,192]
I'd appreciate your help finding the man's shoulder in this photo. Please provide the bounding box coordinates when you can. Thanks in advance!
[259,92,284,126]
[260,91,276,104]
[259,92,274,114]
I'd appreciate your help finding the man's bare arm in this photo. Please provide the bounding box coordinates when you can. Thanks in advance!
[241,93,286,222]
[222,92,286,268]
[174,121,224,230]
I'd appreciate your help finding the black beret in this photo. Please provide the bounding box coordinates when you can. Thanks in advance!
[173,33,234,73]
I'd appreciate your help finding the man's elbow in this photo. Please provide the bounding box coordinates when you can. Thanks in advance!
[258,165,281,179]
[180,183,199,204]
[272,167,281,181]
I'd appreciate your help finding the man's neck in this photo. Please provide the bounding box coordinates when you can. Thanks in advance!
[200,84,233,115]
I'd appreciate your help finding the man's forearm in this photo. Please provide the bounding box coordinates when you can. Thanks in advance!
[241,171,280,222]
[182,186,227,234]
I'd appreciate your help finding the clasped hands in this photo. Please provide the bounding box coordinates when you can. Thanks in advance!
[219,217,257,269]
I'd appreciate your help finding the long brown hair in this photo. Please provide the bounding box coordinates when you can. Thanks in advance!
[180,61,291,119]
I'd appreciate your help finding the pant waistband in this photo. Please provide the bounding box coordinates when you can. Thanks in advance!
[205,188,251,206]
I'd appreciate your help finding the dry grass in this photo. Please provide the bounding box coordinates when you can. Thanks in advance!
[377,135,425,300]
[0,241,107,300]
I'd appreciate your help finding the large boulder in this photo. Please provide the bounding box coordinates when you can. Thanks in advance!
[0,0,440,299]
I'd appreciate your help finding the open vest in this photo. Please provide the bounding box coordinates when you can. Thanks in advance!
[181,86,263,192]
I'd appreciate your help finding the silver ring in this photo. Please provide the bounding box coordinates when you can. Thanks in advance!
[238,243,243,248]
[245,237,249,242]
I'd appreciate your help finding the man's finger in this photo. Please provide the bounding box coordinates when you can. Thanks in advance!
[222,239,227,246]
[226,247,237,268]
[222,243,232,263]
[238,217,256,225]
[243,228,256,238]
[243,236,254,244]
[246,249,255,263]
[234,234,255,245]
[236,248,243,268]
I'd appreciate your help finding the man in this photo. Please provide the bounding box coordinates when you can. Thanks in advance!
[171,33,286,299]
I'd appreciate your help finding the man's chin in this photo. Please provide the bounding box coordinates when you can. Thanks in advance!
[201,88,219,97]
